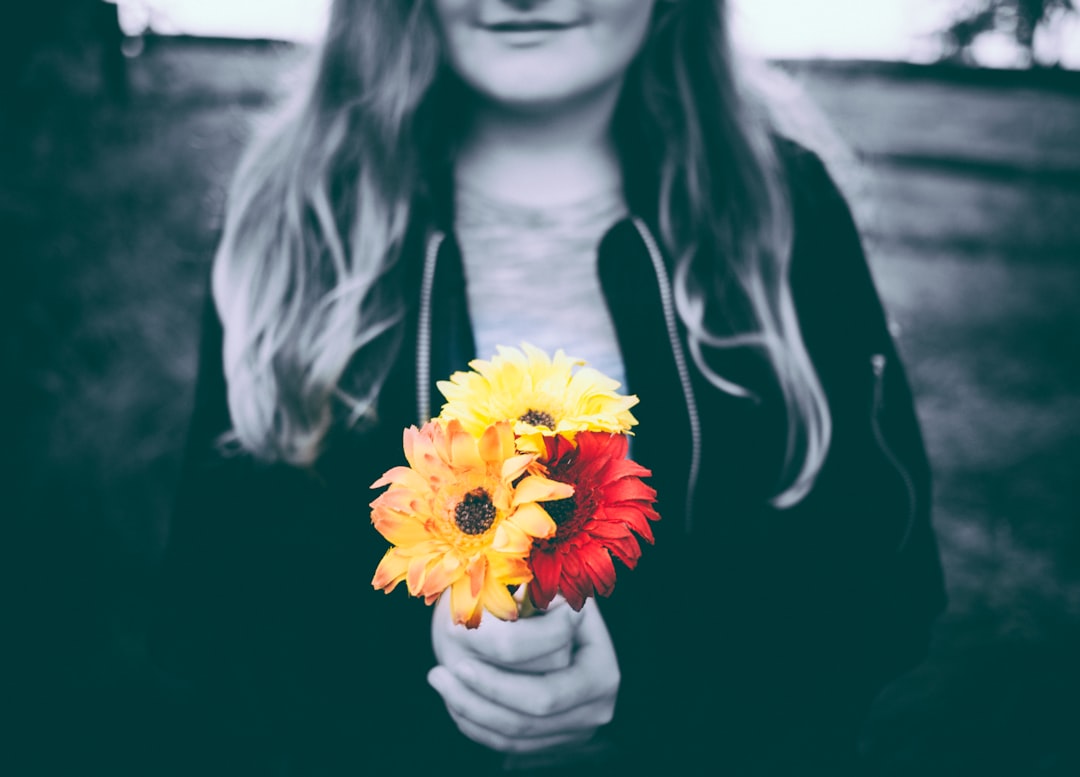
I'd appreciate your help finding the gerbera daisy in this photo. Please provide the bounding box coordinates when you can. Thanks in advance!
[436,343,639,454]
[528,432,659,612]
[370,419,573,628]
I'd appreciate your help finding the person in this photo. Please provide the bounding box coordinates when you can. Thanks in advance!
[151,1,947,774]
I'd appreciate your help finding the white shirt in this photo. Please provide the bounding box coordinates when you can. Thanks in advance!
[454,183,630,392]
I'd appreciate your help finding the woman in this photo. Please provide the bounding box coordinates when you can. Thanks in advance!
[153,1,947,774]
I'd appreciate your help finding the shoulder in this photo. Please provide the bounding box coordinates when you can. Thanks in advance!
[771,135,892,360]
[770,133,866,274]
[772,134,853,218]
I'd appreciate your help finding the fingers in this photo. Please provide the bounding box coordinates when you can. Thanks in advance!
[455,600,622,717]
[464,612,578,671]
[449,601,619,717]
[441,698,596,754]
[503,642,572,674]
[575,598,619,673]
[432,592,583,671]
[427,665,606,752]
[428,599,621,754]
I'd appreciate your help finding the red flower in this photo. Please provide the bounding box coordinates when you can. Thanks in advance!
[529,432,659,611]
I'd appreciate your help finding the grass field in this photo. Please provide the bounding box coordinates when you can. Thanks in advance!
[6,40,1080,776]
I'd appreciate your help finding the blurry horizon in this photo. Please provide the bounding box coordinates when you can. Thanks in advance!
[108,0,1080,69]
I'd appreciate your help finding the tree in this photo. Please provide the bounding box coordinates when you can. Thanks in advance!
[942,0,1078,66]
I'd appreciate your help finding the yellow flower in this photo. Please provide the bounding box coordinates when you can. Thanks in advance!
[437,343,639,454]
[370,419,573,628]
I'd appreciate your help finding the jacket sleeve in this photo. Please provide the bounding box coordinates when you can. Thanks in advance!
[743,145,950,768]
[148,285,462,774]
[785,145,947,690]
[722,144,948,769]
[601,144,947,774]
[149,287,330,760]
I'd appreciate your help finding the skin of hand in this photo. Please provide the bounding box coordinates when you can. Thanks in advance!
[427,593,620,754]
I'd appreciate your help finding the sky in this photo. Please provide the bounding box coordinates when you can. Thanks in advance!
[112,0,1080,68]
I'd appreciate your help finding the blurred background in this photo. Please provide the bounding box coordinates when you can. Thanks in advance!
[4,1,1078,774]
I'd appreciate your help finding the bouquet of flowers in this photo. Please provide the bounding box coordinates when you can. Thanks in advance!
[370,344,659,628]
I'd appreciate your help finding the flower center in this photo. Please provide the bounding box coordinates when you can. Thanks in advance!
[544,496,577,526]
[519,409,556,429]
[453,488,497,536]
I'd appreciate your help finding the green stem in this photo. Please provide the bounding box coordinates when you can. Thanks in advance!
[516,582,542,618]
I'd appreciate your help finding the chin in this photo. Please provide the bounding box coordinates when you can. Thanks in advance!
[474,73,617,112]
[485,87,581,109]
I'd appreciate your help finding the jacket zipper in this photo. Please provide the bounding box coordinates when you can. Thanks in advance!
[416,231,445,425]
[631,218,703,533]
[871,353,918,553]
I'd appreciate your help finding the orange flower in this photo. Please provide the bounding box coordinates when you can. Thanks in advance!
[370,419,573,628]
[529,432,658,611]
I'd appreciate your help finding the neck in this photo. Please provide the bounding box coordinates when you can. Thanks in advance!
[456,84,624,209]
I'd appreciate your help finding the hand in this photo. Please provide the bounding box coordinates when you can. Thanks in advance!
[432,589,581,674]
[427,595,620,755]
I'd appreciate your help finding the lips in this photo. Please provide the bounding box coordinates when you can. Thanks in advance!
[485,19,578,32]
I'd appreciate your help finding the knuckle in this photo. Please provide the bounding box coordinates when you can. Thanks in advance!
[507,719,539,741]
[482,631,517,664]
[441,695,466,719]
[491,710,531,738]
[480,731,510,752]
[502,735,533,754]
[597,702,616,727]
[479,713,533,752]
[526,692,556,717]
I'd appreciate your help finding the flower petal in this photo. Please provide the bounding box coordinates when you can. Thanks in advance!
[501,453,536,482]
[513,430,548,456]
[407,553,434,596]
[600,477,655,504]
[403,424,441,474]
[450,427,483,470]
[559,550,591,611]
[600,505,656,544]
[479,422,515,463]
[372,550,409,593]
[508,502,557,540]
[599,532,643,568]
[492,521,533,554]
[369,511,432,547]
[487,554,533,586]
[467,554,486,598]
[419,554,462,600]
[480,574,519,622]
[528,550,561,610]
[511,475,574,507]
[449,574,483,628]
[370,465,429,492]
[579,543,617,598]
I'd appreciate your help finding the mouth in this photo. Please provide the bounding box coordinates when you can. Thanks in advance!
[484,20,579,33]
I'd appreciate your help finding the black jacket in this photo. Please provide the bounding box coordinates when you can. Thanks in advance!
[152,142,946,775]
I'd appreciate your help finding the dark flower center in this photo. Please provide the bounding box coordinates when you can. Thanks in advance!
[544,496,577,527]
[454,489,497,535]
[519,409,556,429]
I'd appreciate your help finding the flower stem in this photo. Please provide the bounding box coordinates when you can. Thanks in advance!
[515,582,543,618]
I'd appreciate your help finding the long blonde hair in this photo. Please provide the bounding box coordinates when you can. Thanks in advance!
[213,0,831,508]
